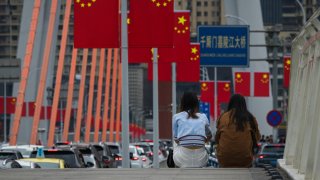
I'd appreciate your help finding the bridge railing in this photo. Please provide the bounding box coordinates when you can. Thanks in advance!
[279,8,320,180]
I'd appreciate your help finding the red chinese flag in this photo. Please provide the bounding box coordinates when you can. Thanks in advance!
[46,106,52,120]
[0,97,3,113]
[129,48,173,63]
[254,72,270,97]
[129,0,174,47]
[200,81,214,103]
[218,81,231,103]
[173,11,190,62]
[28,102,36,116]
[234,72,250,96]
[74,0,120,48]
[283,56,291,89]
[6,97,16,114]
[176,43,200,82]
[57,109,66,122]
[147,62,172,82]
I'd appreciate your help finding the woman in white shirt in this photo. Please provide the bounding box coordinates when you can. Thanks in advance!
[172,92,212,168]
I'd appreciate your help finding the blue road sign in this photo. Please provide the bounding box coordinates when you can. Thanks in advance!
[266,110,283,127]
[200,102,210,124]
[198,25,249,67]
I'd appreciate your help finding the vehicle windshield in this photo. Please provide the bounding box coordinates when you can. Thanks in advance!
[109,145,120,154]
[0,152,17,160]
[129,147,137,155]
[262,145,285,153]
[3,148,30,157]
[30,151,78,168]
[136,145,151,153]
[36,162,60,169]
[93,145,104,157]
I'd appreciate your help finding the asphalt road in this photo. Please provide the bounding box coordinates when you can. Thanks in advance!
[0,168,274,180]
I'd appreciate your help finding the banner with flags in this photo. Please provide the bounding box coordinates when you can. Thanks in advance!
[254,72,270,97]
[283,56,291,89]
[74,0,120,48]
[234,72,250,96]
[129,0,174,47]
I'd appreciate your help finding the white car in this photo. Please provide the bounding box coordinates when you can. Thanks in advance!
[1,145,44,158]
[129,145,143,168]
[136,147,152,168]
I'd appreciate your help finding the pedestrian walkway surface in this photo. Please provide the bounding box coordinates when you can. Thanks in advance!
[0,168,274,180]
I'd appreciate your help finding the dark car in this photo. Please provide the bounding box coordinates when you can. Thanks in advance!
[92,143,117,168]
[0,149,23,160]
[71,144,102,168]
[30,148,86,168]
[106,142,122,168]
[255,144,285,167]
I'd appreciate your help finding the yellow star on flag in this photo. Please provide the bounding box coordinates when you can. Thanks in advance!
[156,2,161,7]
[87,2,92,7]
[178,16,187,25]
[127,18,130,24]
[76,0,80,3]
[191,47,198,54]
[152,0,156,2]
[286,60,291,65]
[163,2,167,6]
[236,73,241,79]
[92,0,96,2]
[225,83,230,88]
[263,74,268,79]
[81,3,85,7]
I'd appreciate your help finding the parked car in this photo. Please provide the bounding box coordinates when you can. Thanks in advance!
[20,158,66,169]
[1,145,43,158]
[255,144,285,167]
[0,149,23,160]
[30,148,86,168]
[93,143,117,168]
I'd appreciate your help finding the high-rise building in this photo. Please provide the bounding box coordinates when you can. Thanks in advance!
[175,0,221,39]
[0,0,24,141]
[0,0,23,60]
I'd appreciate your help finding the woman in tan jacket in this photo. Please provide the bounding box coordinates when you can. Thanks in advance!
[215,94,261,168]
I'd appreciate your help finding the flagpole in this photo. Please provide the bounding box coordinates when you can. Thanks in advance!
[171,63,176,144]
[121,0,130,168]
[214,67,218,122]
[153,48,159,168]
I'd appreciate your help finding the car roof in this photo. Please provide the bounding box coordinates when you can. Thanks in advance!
[0,149,21,153]
[21,158,64,163]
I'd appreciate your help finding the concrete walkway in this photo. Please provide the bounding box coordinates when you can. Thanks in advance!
[0,168,274,180]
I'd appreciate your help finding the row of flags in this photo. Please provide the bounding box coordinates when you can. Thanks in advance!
[0,97,70,121]
[74,0,175,48]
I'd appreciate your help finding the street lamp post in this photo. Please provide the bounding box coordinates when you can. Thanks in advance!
[295,0,306,25]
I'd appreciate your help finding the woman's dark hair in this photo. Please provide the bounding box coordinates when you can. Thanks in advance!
[179,92,199,119]
[227,94,254,131]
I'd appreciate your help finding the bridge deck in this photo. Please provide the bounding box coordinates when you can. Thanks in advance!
[0,168,274,180]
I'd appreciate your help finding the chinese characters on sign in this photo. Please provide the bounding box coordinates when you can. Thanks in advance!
[198,26,249,67]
